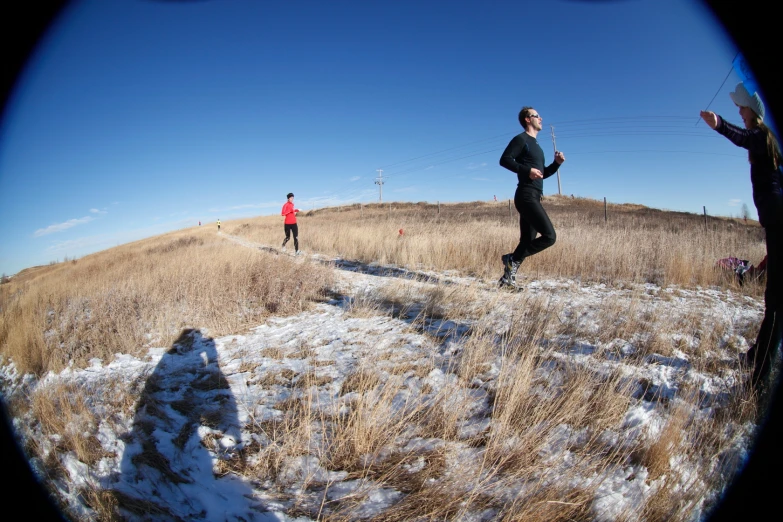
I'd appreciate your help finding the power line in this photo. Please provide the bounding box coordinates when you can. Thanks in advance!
[382,144,745,182]
[374,132,510,171]
[555,131,722,139]
[380,132,723,179]
[305,142,747,210]
[566,149,745,157]
[374,124,714,176]
[369,115,709,177]
[349,114,741,201]
[551,116,696,127]
[548,122,717,130]
[382,147,502,178]
[363,148,749,196]
[695,51,739,126]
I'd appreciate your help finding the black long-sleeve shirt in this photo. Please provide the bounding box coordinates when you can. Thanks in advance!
[716,117,782,227]
[499,132,560,193]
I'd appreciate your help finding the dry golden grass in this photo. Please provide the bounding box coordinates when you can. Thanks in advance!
[636,403,689,482]
[1,197,766,521]
[364,484,469,522]
[485,342,636,482]
[455,323,498,383]
[0,226,333,376]
[30,382,107,466]
[323,374,423,474]
[498,485,595,522]
[340,365,383,395]
[80,488,120,522]
[95,489,176,522]
[341,288,385,318]
[227,197,766,289]
[20,303,757,521]
[415,383,476,441]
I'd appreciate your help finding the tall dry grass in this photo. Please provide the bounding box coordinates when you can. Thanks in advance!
[0,197,764,521]
[227,196,767,290]
[221,286,750,521]
[0,226,333,376]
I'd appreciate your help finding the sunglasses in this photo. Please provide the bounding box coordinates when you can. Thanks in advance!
[528,114,541,119]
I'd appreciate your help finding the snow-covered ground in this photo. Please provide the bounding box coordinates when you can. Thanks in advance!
[0,234,765,521]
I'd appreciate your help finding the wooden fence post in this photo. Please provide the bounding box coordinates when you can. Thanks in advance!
[604,197,607,223]
[703,206,707,231]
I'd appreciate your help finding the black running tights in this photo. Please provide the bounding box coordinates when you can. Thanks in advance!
[511,189,556,263]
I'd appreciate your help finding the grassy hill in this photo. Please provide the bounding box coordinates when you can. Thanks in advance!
[0,196,770,521]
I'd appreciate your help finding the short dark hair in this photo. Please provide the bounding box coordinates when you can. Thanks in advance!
[286,192,294,198]
[518,106,536,127]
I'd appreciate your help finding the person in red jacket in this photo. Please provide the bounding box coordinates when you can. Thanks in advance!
[281,192,300,253]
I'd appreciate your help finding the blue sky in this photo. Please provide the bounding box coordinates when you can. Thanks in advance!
[0,0,766,276]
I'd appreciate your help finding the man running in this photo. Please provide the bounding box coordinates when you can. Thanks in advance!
[499,106,565,288]
[217,219,221,231]
[281,192,300,254]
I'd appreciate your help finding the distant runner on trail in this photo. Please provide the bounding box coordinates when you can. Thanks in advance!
[217,219,221,231]
[701,82,782,391]
[498,106,565,288]
[281,192,300,254]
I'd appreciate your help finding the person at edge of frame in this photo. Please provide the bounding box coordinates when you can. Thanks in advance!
[701,83,782,395]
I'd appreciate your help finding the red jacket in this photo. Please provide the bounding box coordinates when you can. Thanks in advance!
[282,201,299,224]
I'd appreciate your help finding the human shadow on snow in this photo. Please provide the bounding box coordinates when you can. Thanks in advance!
[258,243,464,286]
[328,257,463,287]
[111,329,274,521]
[327,291,472,345]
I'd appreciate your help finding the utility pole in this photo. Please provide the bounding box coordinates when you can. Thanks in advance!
[551,125,562,195]
[375,169,384,202]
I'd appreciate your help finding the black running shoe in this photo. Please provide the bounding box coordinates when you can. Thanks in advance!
[498,275,522,291]
[501,253,520,284]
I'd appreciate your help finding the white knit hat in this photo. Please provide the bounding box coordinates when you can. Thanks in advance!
[729,82,765,121]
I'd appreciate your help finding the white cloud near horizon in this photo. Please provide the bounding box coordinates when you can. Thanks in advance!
[286,190,380,210]
[208,202,275,213]
[89,208,108,214]
[44,217,196,256]
[208,190,392,216]
[33,216,95,237]
[728,199,742,207]
[392,186,418,193]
